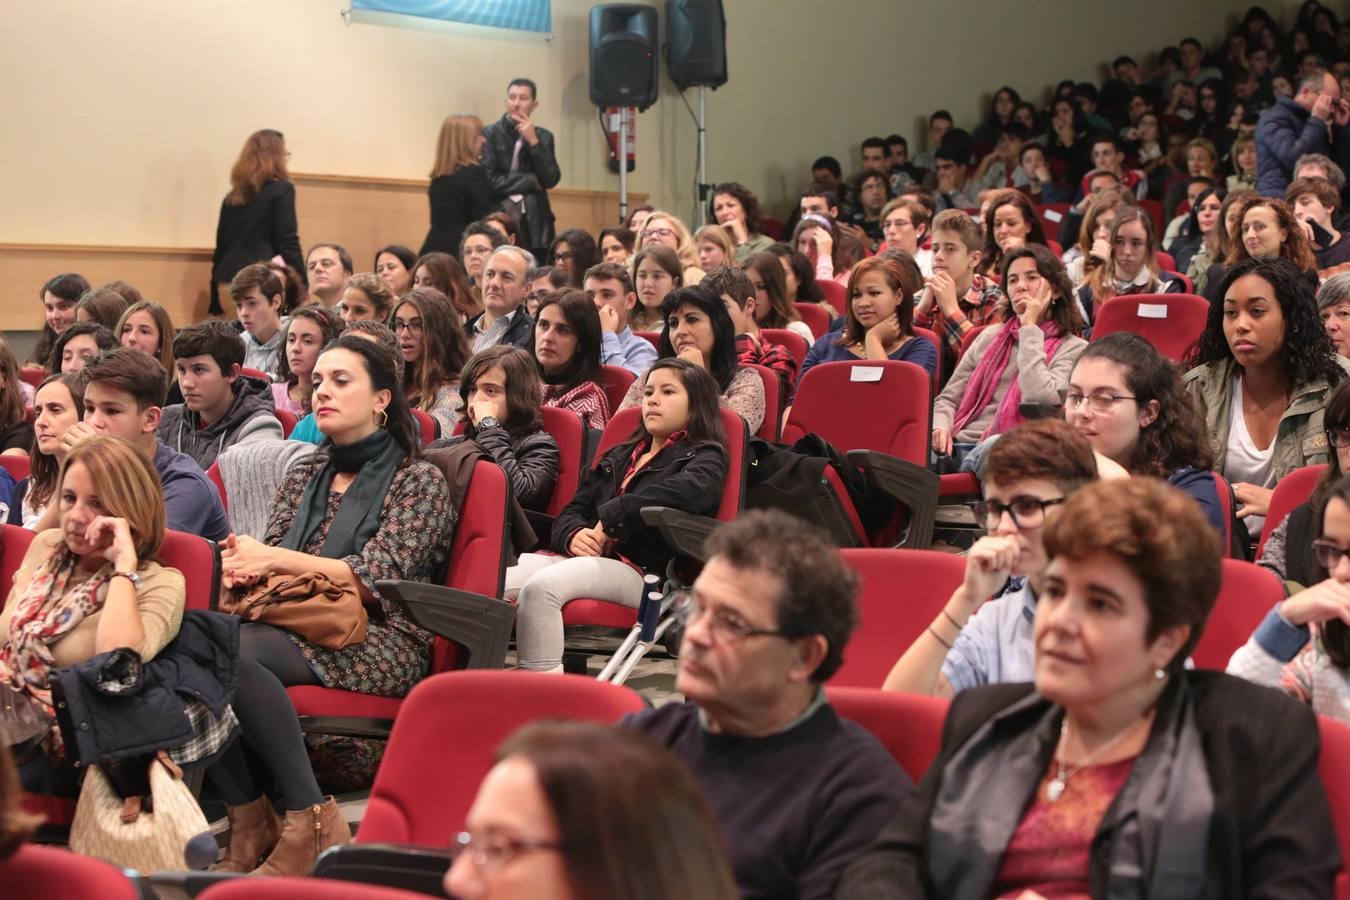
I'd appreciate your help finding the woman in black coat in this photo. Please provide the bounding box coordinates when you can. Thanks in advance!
[212,129,304,317]
[420,114,495,258]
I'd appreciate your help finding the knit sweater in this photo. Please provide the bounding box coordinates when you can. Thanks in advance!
[215,438,317,538]
[1227,606,1350,725]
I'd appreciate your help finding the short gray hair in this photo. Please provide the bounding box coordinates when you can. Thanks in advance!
[1296,153,1347,191]
[1298,68,1331,94]
[1318,273,1350,310]
[489,244,536,271]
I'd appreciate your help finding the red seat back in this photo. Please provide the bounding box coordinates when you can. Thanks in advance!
[814,282,848,314]
[158,530,221,612]
[761,328,810,369]
[1092,293,1209,362]
[634,331,661,350]
[794,302,834,339]
[1046,239,1063,256]
[1035,203,1072,238]
[958,323,991,363]
[206,462,228,513]
[1260,465,1326,557]
[747,364,780,441]
[781,360,931,465]
[200,877,428,899]
[540,406,585,516]
[409,409,438,446]
[19,366,47,390]
[2,843,141,900]
[827,687,949,782]
[1316,715,1350,900]
[238,367,271,385]
[833,548,967,688]
[913,326,942,393]
[1156,250,1177,272]
[1140,199,1165,235]
[599,365,636,414]
[0,455,30,482]
[274,407,298,438]
[356,671,645,847]
[1191,560,1284,669]
[1,524,35,608]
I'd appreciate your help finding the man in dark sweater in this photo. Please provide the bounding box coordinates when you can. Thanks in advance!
[623,510,912,900]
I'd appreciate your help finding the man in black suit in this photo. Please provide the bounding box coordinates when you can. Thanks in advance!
[482,78,562,264]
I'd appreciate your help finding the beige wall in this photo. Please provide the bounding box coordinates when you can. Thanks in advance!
[0,0,1299,255]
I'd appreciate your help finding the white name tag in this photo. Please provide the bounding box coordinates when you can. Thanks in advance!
[850,366,884,383]
[1136,303,1168,319]
[1044,209,1064,223]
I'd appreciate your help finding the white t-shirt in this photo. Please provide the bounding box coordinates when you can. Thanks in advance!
[1226,375,1276,537]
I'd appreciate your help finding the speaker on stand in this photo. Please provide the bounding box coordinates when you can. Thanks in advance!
[664,0,727,226]
[590,5,658,223]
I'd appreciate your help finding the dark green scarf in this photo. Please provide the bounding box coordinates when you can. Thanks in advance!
[281,427,405,559]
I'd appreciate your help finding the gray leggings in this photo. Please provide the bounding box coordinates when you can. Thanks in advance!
[506,553,646,671]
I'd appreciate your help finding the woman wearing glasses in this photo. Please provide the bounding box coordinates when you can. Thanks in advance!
[445,721,738,899]
[1230,470,1350,724]
[884,420,1098,697]
[1184,258,1347,540]
[392,288,472,435]
[546,229,600,288]
[1064,332,1225,534]
[634,212,705,285]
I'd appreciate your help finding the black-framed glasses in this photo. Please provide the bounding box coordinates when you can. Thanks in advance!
[1060,390,1137,414]
[1327,427,1350,449]
[1313,539,1350,570]
[552,251,575,263]
[449,831,564,872]
[392,319,423,335]
[969,496,1065,530]
[672,591,792,644]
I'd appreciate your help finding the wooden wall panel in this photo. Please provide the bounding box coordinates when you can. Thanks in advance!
[0,179,645,335]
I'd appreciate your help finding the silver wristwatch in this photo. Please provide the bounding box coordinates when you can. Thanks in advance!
[111,571,142,588]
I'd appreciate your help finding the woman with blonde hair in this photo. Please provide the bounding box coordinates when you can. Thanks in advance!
[635,211,705,284]
[693,224,737,272]
[338,272,397,325]
[1062,187,1131,287]
[421,114,495,258]
[212,129,304,318]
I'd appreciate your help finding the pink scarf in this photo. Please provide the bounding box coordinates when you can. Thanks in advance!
[951,318,1065,438]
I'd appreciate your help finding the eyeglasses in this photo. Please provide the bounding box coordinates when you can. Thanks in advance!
[1061,390,1137,414]
[969,496,1065,530]
[392,319,423,335]
[1328,427,1350,448]
[552,251,575,263]
[448,831,563,873]
[641,227,675,241]
[1313,539,1350,570]
[672,591,792,644]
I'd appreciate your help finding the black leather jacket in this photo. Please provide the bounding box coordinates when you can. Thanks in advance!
[481,113,561,252]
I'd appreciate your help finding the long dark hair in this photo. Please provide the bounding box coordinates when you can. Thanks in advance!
[1314,472,1350,667]
[627,358,728,448]
[998,244,1084,335]
[28,373,86,512]
[34,273,90,368]
[657,286,739,393]
[549,229,601,287]
[319,333,417,458]
[459,345,544,438]
[981,189,1047,276]
[1075,333,1213,476]
[765,243,822,302]
[529,290,603,392]
[836,255,917,348]
[395,288,471,413]
[1187,257,1344,390]
[413,252,477,321]
[743,251,800,329]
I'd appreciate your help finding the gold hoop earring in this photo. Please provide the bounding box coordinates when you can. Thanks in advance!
[375,408,389,428]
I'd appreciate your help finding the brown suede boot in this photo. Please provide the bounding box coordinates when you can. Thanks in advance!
[251,797,352,877]
[210,796,283,873]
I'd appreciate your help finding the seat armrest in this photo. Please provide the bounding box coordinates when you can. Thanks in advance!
[376,580,515,670]
[638,507,719,563]
[847,450,939,549]
[311,842,453,896]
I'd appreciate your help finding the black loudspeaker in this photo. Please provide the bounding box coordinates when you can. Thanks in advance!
[589,5,659,111]
[665,0,727,90]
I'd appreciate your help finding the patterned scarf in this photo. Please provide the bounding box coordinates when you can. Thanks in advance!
[0,542,111,713]
[951,317,1065,438]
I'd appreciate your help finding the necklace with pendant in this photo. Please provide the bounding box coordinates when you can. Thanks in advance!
[1046,713,1150,802]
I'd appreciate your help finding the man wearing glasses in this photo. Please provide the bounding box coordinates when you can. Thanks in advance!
[1255,68,1350,197]
[623,509,911,900]
[883,419,1098,697]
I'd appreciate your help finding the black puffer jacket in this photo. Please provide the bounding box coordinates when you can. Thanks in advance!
[481,113,561,253]
[429,424,560,512]
[551,438,727,574]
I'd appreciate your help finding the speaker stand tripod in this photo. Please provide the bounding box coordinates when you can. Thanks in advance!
[695,85,709,227]
[619,111,630,225]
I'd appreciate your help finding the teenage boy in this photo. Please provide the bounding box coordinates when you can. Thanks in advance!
[158,321,283,469]
[883,419,1098,696]
[912,110,954,173]
[63,348,230,541]
[469,246,535,351]
[306,243,353,307]
[703,266,797,405]
[932,143,978,213]
[913,210,1005,379]
[1084,135,1148,199]
[1288,176,1350,268]
[583,261,657,378]
[231,263,288,377]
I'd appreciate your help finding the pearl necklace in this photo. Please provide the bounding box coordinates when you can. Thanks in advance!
[1046,714,1150,802]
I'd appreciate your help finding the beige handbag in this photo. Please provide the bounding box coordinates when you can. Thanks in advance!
[69,751,211,873]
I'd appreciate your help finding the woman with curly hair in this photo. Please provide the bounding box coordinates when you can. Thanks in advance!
[1065,332,1223,533]
[412,251,479,323]
[708,182,775,262]
[1184,257,1348,538]
[1202,195,1318,301]
[979,189,1047,278]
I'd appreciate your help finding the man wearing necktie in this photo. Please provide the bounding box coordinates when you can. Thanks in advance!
[482,78,562,266]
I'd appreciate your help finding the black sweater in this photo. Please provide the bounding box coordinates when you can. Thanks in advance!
[624,701,912,900]
[420,165,495,257]
[211,179,304,284]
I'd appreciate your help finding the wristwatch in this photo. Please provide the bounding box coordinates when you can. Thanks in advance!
[477,415,500,430]
[111,571,142,588]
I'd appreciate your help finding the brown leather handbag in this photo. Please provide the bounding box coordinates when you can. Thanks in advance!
[221,572,367,649]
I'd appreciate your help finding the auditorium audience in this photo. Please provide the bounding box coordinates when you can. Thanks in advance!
[208,335,453,876]
[52,323,115,376]
[625,510,911,900]
[393,287,471,435]
[305,243,353,308]
[1205,193,1319,301]
[446,721,738,900]
[1062,186,1130,286]
[1168,185,1225,274]
[373,244,417,297]
[468,246,535,353]
[459,222,506,294]
[531,289,611,430]
[212,129,304,318]
[1255,68,1350,196]
[8,373,84,528]
[547,228,600,288]
[792,214,847,287]
[636,211,706,284]
[525,264,569,317]
[914,210,1007,380]
[631,245,682,333]
[1185,257,1346,539]
[1192,188,1255,294]
[842,477,1340,898]
[337,272,397,326]
[230,263,288,377]
[429,346,560,511]
[932,245,1086,459]
[273,304,344,418]
[508,358,727,672]
[412,251,478,323]
[1288,175,1350,267]
[584,261,658,379]
[420,114,494,259]
[618,285,767,435]
[0,435,185,797]
[880,197,933,276]
[484,210,521,246]
[32,272,89,369]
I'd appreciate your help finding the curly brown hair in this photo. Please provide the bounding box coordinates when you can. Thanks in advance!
[1225,195,1317,270]
[707,182,765,237]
